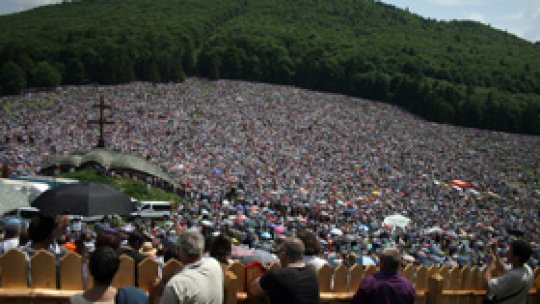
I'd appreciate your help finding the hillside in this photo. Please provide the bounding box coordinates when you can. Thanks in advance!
[0,0,539,134]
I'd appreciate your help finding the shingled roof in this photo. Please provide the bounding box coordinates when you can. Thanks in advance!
[42,148,175,185]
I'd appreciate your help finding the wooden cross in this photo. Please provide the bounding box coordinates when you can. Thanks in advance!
[88,95,114,148]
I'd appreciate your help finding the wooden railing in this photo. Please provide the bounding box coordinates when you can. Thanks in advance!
[0,249,538,304]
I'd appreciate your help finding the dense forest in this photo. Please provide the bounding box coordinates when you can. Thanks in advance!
[0,0,539,134]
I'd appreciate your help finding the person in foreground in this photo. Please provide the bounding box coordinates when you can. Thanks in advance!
[149,229,223,304]
[352,247,415,304]
[484,239,533,304]
[70,246,147,304]
[249,237,320,304]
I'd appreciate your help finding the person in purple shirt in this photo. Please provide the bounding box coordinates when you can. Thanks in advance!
[352,248,415,304]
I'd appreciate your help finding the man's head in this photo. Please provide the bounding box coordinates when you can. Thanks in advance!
[297,230,322,256]
[176,229,205,263]
[379,248,401,272]
[95,229,121,250]
[4,217,22,239]
[127,231,145,251]
[277,237,305,266]
[89,246,120,286]
[507,240,532,265]
[210,234,232,264]
[28,215,55,245]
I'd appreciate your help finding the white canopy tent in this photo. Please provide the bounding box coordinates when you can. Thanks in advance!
[383,214,411,229]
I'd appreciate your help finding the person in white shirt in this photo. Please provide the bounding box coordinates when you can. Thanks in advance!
[150,229,223,304]
[484,239,534,304]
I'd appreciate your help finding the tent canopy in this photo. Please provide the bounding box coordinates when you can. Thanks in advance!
[383,214,411,229]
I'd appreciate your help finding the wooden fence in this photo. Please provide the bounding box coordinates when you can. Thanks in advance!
[0,249,538,304]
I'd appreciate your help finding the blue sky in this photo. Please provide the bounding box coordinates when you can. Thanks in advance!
[381,0,540,42]
[1,0,539,42]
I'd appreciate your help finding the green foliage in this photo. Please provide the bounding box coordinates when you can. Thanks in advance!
[59,169,180,202]
[0,61,27,95]
[30,61,62,88]
[0,0,539,134]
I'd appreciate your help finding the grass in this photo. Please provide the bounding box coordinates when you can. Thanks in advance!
[59,169,180,203]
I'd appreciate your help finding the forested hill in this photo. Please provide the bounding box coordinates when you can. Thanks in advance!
[1,0,539,134]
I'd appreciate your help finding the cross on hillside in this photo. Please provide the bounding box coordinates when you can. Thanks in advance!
[88,95,115,148]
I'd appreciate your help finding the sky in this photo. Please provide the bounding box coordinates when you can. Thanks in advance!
[0,0,539,42]
[381,0,540,42]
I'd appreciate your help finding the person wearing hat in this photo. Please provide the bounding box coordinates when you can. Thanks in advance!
[140,241,157,259]
[0,217,22,254]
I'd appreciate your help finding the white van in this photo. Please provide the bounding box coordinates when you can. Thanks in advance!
[2,207,41,219]
[130,201,172,219]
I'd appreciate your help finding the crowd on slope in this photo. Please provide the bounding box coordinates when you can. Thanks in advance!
[1,78,539,267]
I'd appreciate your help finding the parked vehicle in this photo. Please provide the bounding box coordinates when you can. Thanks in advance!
[129,201,172,219]
[1,207,41,219]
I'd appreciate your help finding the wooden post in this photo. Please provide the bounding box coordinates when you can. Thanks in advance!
[59,252,83,290]
[317,264,333,293]
[0,249,27,288]
[31,250,56,289]
[348,264,363,292]
[137,258,159,292]
[162,259,183,284]
[364,265,378,277]
[112,255,135,289]
[224,271,238,304]
[227,261,246,293]
[447,267,460,291]
[333,264,348,293]
[417,266,429,292]
[428,274,444,304]
[402,264,416,288]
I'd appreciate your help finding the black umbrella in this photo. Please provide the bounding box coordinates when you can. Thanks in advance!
[32,182,135,216]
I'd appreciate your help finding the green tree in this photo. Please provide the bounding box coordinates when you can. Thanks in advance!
[31,61,62,88]
[0,61,27,95]
[64,58,88,84]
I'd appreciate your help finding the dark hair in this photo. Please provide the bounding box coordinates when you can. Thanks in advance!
[281,237,305,262]
[89,246,119,285]
[127,231,145,247]
[28,216,55,243]
[204,234,215,253]
[511,240,532,264]
[297,230,321,256]
[379,248,401,272]
[210,234,232,264]
[95,230,121,250]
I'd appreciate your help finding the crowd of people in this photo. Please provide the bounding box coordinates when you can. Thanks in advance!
[1,78,539,269]
[0,214,535,304]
